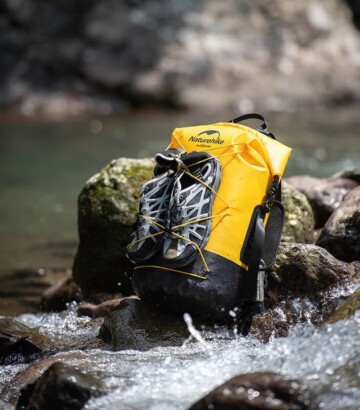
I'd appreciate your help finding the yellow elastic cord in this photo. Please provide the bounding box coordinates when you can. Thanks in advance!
[170,231,209,272]
[126,230,164,249]
[138,213,165,230]
[183,170,229,207]
[126,214,166,249]
[172,212,229,230]
[172,135,187,151]
[134,265,207,280]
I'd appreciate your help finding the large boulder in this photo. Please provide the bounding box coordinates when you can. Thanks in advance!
[189,372,312,410]
[285,175,358,228]
[72,158,154,295]
[281,182,315,243]
[269,243,358,297]
[316,186,360,262]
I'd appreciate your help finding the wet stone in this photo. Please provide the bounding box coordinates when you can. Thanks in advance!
[16,362,105,410]
[286,175,358,228]
[316,186,360,262]
[0,318,52,365]
[99,298,189,351]
[269,243,357,297]
[189,371,312,410]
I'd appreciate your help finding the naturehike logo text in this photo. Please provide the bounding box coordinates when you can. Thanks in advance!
[188,130,224,145]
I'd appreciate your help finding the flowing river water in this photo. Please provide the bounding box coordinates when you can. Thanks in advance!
[0,110,359,409]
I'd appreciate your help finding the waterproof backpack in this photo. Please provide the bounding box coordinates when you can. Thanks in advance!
[127,114,292,324]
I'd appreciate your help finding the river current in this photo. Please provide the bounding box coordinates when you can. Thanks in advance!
[0,303,359,409]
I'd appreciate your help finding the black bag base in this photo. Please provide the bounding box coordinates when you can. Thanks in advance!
[132,250,252,324]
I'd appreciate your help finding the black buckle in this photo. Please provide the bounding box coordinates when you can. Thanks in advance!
[264,176,279,212]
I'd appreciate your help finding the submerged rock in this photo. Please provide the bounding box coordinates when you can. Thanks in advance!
[285,175,358,228]
[16,362,104,410]
[281,182,315,244]
[316,187,360,262]
[189,371,312,410]
[0,318,52,364]
[99,298,189,351]
[73,157,154,295]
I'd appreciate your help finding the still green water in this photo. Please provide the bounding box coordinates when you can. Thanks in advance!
[0,110,359,274]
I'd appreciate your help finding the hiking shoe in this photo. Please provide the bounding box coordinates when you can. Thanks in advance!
[162,151,222,267]
[126,149,183,263]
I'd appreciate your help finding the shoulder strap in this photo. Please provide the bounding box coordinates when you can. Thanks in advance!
[240,181,284,301]
[240,206,266,301]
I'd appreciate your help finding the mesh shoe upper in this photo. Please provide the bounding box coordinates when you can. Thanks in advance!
[126,149,183,263]
[162,151,222,267]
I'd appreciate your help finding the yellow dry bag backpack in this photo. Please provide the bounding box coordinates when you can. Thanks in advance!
[127,114,292,326]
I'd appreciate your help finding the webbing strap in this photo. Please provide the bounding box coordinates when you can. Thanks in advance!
[241,206,266,301]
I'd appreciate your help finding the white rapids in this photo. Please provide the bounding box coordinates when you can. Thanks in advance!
[0,303,359,410]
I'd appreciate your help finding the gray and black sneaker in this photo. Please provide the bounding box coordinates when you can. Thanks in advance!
[126,149,184,263]
[162,151,222,267]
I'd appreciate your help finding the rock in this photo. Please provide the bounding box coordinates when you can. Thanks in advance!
[41,276,84,312]
[316,187,360,262]
[281,182,315,243]
[189,372,312,410]
[78,295,139,319]
[285,175,358,228]
[0,318,52,364]
[16,362,104,410]
[247,243,360,341]
[324,286,360,324]
[0,352,88,407]
[331,166,360,183]
[72,157,154,295]
[269,243,358,297]
[99,298,189,351]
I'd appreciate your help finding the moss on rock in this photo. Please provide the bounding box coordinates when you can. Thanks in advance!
[73,158,154,295]
[281,182,315,244]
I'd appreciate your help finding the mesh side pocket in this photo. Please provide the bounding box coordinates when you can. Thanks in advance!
[261,201,285,268]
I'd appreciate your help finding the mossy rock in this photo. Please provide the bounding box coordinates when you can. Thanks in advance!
[281,182,315,244]
[73,158,154,295]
